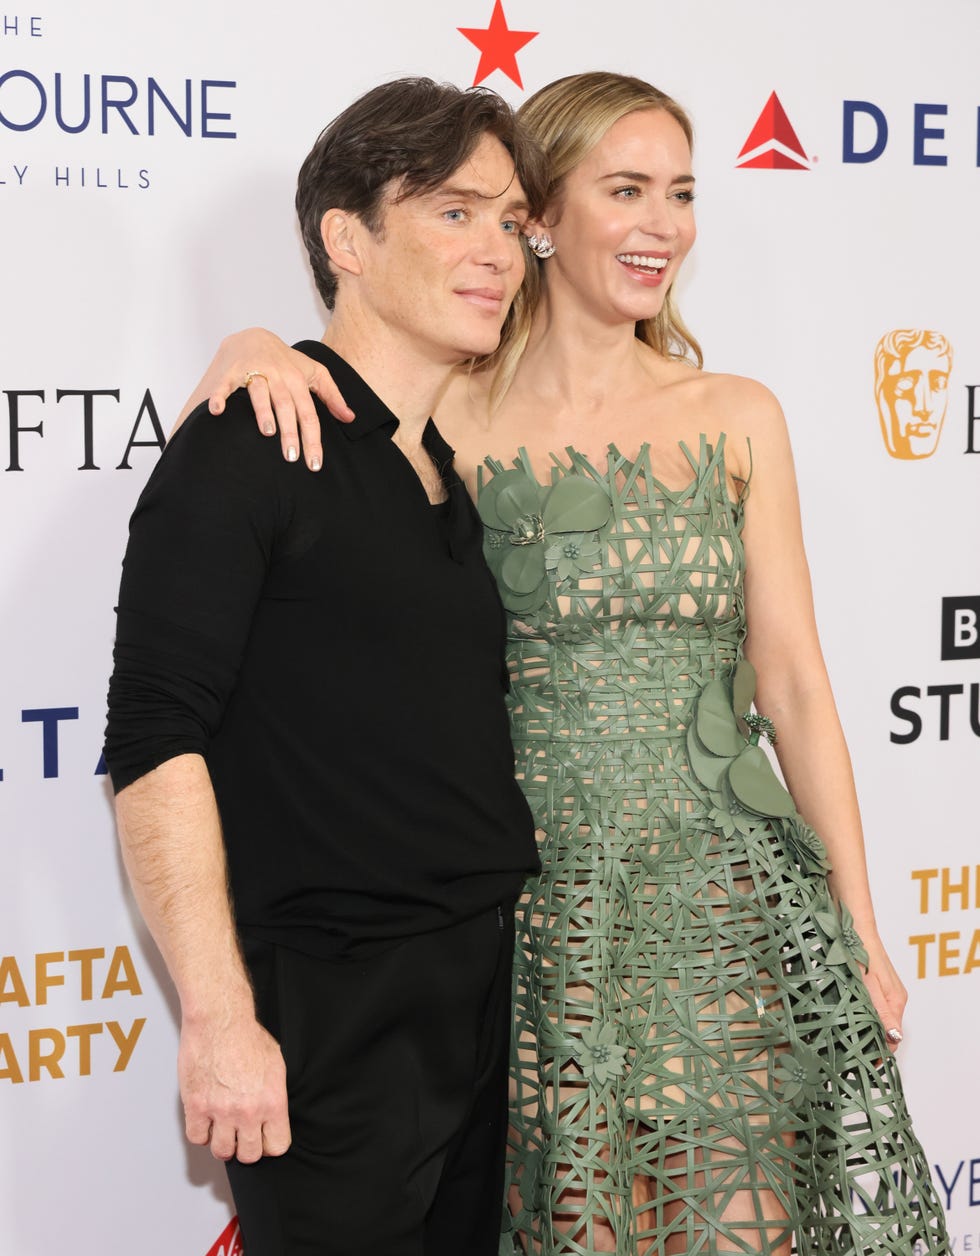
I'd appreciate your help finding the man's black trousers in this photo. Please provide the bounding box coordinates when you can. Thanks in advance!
[226,901,515,1255]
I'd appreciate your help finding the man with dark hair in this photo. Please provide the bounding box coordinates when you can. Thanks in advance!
[104,78,544,1255]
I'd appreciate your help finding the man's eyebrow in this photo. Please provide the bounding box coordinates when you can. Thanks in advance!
[424,184,529,209]
[599,169,696,185]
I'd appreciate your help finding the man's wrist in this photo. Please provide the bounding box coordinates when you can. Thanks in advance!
[179,974,255,1028]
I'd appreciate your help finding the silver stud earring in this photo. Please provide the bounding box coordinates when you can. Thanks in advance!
[527,233,556,260]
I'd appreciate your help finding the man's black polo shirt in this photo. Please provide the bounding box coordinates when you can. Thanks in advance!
[104,343,537,956]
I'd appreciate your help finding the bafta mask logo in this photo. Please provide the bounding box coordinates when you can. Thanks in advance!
[874,329,953,460]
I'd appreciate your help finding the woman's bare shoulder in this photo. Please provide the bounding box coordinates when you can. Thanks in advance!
[670,369,788,447]
[617,359,789,485]
[668,366,780,412]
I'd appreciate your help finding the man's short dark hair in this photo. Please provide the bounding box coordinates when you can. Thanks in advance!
[296,77,546,309]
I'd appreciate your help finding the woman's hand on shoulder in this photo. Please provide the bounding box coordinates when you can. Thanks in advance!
[172,328,355,471]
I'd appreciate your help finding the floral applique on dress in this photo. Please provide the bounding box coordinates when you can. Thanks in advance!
[478,460,611,614]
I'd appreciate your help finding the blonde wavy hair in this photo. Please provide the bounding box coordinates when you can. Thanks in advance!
[478,71,703,404]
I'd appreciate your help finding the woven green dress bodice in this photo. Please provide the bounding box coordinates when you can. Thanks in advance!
[477,438,948,1256]
[486,438,745,747]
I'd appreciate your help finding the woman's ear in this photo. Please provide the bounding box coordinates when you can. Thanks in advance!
[524,217,557,261]
[321,209,363,278]
[522,215,550,241]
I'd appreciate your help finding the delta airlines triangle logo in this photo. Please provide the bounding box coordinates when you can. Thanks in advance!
[205,1217,243,1256]
[737,92,811,169]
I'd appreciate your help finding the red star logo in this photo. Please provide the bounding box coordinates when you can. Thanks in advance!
[458,1,538,90]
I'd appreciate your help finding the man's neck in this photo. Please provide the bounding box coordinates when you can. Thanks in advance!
[324,317,456,447]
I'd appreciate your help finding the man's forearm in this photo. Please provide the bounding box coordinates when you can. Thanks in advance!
[114,752,254,1021]
[114,752,290,1161]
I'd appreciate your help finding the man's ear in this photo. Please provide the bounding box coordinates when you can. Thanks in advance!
[321,209,364,278]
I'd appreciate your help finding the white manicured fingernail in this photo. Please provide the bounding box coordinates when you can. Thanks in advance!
[286,446,298,462]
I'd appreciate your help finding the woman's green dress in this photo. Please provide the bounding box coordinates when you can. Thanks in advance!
[477,437,949,1256]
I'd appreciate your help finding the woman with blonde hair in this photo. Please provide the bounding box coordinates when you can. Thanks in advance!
[181,71,948,1256]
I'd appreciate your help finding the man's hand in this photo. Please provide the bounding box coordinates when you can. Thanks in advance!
[179,1012,291,1163]
[112,758,292,1165]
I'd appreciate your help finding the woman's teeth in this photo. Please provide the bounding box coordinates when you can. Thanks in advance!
[616,254,668,270]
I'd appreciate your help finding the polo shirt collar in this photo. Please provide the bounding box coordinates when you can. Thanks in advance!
[295,339,474,563]
[295,341,452,464]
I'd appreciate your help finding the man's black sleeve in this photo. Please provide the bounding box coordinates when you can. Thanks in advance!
[104,401,286,793]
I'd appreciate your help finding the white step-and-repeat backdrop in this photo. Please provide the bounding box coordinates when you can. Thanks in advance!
[2,2,977,1253]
